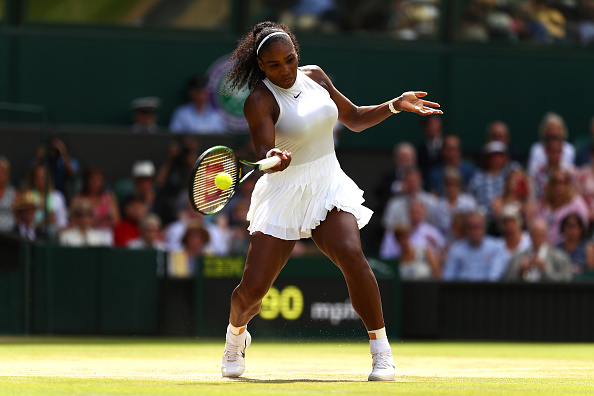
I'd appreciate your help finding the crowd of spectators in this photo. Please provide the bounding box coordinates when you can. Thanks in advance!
[375,111,594,283]
[459,0,594,45]
[1,64,594,284]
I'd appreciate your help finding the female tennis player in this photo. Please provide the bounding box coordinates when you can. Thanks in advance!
[221,21,442,381]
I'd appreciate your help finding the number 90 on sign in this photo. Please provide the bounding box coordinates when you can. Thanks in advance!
[259,286,304,321]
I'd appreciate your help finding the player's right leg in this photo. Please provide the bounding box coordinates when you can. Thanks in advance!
[221,232,296,378]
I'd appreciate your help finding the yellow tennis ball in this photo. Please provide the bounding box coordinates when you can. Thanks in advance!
[215,172,233,190]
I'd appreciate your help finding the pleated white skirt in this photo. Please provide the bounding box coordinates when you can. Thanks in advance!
[247,152,373,240]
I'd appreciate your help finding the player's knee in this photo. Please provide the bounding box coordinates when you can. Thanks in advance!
[235,279,270,306]
[331,243,367,268]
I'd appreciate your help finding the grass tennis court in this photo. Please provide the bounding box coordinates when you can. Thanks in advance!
[1,337,593,395]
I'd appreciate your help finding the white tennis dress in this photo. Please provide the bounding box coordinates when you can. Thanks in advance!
[247,69,373,240]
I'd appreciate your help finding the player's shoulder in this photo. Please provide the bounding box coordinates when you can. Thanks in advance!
[299,65,328,80]
[244,81,275,110]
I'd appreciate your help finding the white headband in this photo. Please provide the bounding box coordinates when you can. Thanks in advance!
[256,31,290,56]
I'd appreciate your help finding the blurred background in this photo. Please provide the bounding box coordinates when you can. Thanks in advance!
[1,0,594,341]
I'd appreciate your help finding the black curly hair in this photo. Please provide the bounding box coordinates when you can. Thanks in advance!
[223,21,300,94]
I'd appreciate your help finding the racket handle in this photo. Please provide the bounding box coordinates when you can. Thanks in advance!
[257,156,281,170]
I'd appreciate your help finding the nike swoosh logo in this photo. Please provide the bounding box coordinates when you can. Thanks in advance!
[294,92,302,99]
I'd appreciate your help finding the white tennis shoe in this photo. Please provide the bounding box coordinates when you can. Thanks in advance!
[368,350,396,381]
[221,330,252,378]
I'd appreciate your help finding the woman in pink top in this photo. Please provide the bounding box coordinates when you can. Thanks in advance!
[72,167,120,230]
[536,169,589,244]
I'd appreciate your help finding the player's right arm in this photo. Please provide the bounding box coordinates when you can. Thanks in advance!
[244,85,291,172]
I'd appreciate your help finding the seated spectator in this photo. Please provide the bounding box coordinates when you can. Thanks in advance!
[415,115,443,187]
[556,213,594,276]
[25,164,68,238]
[169,75,226,134]
[167,221,211,278]
[130,97,161,134]
[442,210,501,281]
[229,201,252,256]
[113,195,148,247]
[58,198,112,247]
[433,167,477,237]
[481,120,523,164]
[154,137,200,225]
[72,167,120,231]
[113,160,157,211]
[382,167,439,230]
[127,213,167,251]
[11,191,45,241]
[527,112,575,175]
[492,168,536,228]
[164,200,225,255]
[489,205,532,281]
[393,224,440,280]
[428,135,476,195]
[504,219,572,282]
[574,116,594,166]
[380,200,445,260]
[531,139,575,200]
[32,137,80,200]
[536,169,589,245]
[575,143,594,223]
[374,142,417,214]
[0,156,17,232]
[206,213,233,256]
[468,141,519,217]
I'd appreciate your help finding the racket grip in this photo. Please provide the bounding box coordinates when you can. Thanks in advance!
[257,156,281,170]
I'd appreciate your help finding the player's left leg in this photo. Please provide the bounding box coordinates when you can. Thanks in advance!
[311,208,395,381]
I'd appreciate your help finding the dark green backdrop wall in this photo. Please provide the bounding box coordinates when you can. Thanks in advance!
[1,27,593,151]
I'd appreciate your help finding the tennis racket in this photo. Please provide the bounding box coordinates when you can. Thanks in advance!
[188,145,281,215]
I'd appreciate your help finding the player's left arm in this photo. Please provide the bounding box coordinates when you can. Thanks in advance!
[302,65,442,133]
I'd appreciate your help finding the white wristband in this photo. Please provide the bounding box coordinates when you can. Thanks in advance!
[266,148,282,158]
[388,101,401,114]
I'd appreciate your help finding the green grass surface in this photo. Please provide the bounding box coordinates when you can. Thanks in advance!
[1,337,593,395]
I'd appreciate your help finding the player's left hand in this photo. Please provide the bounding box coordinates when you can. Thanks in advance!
[396,91,443,115]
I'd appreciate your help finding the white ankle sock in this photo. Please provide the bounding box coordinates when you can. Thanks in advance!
[368,327,391,354]
[228,323,247,336]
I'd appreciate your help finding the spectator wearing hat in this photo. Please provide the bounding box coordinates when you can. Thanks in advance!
[0,156,17,232]
[478,121,524,165]
[127,213,167,251]
[58,198,112,247]
[131,97,161,134]
[11,191,45,241]
[169,75,226,134]
[527,112,575,176]
[468,141,520,217]
[168,221,211,278]
[113,160,157,211]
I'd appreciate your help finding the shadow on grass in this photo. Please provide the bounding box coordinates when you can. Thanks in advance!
[229,377,365,383]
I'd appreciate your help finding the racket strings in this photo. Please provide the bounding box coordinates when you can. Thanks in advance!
[192,150,238,213]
